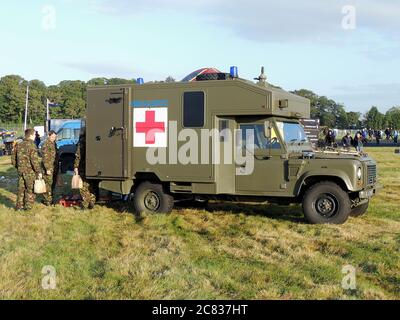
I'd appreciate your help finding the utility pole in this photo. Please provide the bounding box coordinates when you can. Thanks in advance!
[24,85,29,131]
[46,98,49,133]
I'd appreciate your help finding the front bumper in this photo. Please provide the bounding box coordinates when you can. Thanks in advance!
[359,184,382,199]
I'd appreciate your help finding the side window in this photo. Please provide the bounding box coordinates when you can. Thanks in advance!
[270,126,282,149]
[219,119,229,142]
[239,124,281,150]
[240,124,259,150]
[58,129,65,139]
[183,92,204,127]
[60,128,72,140]
[73,129,81,139]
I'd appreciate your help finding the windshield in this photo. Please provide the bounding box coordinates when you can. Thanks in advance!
[276,121,309,147]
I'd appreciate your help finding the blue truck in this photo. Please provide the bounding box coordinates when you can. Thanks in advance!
[40,119,82,173]
[56,120,82,172]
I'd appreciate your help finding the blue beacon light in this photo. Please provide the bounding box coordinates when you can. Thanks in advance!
[137,78,144,85]
[230,66,238,78]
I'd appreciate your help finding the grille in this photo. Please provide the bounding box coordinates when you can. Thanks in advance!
[367,165,377,185]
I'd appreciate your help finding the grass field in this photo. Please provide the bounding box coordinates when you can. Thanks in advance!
[0,148,399,300]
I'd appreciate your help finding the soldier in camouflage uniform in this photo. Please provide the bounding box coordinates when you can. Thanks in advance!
[41,130,58,205]
[11,128,42,211]
[74,130,96,209]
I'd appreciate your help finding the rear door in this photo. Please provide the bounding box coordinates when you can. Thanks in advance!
[86,87,130,178]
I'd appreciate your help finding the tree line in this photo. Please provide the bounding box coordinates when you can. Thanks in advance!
[0,75,175,125]
[0,75,398,129]
[292,89,400,129]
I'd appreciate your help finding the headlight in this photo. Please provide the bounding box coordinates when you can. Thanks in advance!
[357,167,362,180]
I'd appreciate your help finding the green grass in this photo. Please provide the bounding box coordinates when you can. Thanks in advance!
[0,148,399,299]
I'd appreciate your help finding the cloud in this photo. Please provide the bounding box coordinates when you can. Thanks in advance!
[330,82,400,111]
[61,61,133,78]
[333,82,400,94]
[90,0,400,43]
[359,44,400,61]
[60,61,165,80]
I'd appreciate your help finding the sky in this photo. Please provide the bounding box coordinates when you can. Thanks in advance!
[0,0,399,113]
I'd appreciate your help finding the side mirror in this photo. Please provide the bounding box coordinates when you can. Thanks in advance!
[264,121,271,139]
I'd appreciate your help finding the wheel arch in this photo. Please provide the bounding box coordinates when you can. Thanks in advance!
[296,174,351,199]
[132,172,165,193]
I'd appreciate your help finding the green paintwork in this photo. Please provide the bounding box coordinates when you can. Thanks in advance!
[84,76,378,204]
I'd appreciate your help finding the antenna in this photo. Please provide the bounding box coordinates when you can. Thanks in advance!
[254,66,267,85]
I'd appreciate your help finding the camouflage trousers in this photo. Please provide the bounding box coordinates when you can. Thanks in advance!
[80,178,96,209]
[16,173,36,210]
[42,173,57,204]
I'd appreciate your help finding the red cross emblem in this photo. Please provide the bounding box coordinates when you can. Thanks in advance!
[135,110,166,144]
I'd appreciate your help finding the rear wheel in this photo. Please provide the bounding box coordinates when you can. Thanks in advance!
[302,181,351,224]
[133,182,174,215]
[350,201,369,217]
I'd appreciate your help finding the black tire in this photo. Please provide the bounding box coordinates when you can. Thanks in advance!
[196,73,229,81]
[302,181,351,224]
[133,182,174,215]
[350,201,369,217]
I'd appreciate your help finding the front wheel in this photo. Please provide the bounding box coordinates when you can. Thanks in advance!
[350,201,369,217]
[302,181,351,224]
[133,182,174,215]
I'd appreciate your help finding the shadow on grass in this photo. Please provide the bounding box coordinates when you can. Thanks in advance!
[0,166,72,209]
[1,161,305,223]
[105,198,305,224]
[176,201,306,223]
[0,166,18,208]
[0,193,16,208]
[101,197,306,224]
[101,200,146,223]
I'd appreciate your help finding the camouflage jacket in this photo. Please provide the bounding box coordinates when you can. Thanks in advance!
[74,137,86,175]
[12,139,41,175]
[42,139,58,172]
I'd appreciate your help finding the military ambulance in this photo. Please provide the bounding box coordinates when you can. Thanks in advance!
[84,67,378,224]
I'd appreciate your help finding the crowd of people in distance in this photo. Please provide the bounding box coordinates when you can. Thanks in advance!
[323,127,399,152]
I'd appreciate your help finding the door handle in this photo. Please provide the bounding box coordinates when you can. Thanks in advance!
[106,97,122,104]
[109,126,124,137]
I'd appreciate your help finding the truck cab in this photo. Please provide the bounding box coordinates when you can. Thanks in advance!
[56,120,82,172]
[235,116,377,223]
[84,68,378,224]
